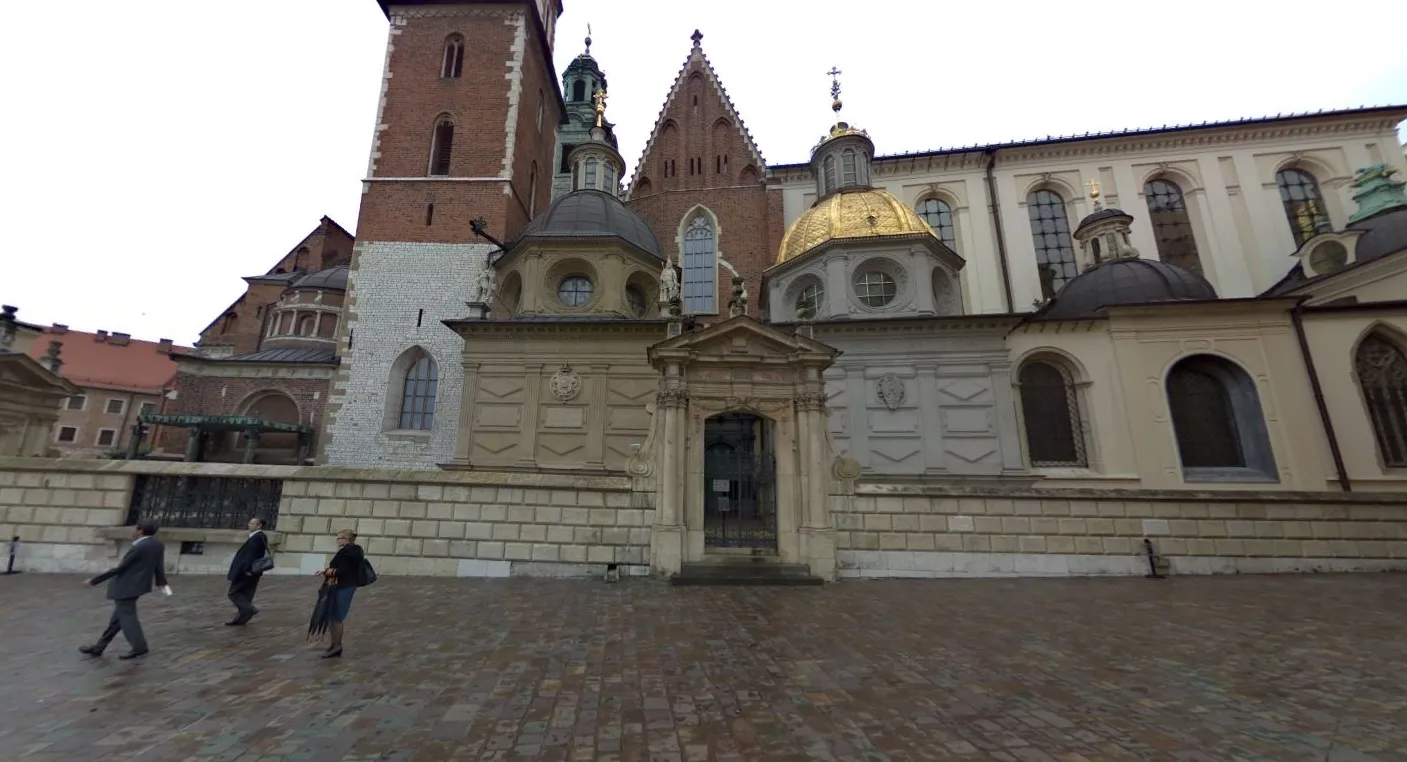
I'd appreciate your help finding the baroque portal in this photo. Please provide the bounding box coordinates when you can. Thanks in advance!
[641,316,841,579]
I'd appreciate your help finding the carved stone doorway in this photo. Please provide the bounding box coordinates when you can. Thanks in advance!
[702,413,777,550]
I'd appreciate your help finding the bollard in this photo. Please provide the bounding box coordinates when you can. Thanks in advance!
[1142,538,1163,580]
[4,536,19,575]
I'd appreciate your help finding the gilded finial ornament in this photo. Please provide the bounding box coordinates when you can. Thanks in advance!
[1086,178,1100,199]
[592,88,608,128]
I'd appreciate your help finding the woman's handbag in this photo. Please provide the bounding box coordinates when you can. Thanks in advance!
[359,557,377,587]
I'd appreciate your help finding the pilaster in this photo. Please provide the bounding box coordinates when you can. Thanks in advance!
[517,363,543,467]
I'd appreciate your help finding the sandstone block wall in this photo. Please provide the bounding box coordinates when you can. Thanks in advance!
[275,476,648,578]
[834,485,1407,577]
[0,469,132,572]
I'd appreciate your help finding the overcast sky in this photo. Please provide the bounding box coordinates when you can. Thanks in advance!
[6,0,1404,346]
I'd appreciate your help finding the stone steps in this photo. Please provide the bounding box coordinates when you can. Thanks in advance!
[670,558,824,586]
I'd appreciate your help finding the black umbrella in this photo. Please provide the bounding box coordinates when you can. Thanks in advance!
[306,582,331,642]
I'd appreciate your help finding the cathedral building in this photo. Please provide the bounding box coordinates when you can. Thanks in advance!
[143,0,1407,580]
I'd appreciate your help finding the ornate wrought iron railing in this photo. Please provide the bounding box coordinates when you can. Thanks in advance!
[126,475,282,530]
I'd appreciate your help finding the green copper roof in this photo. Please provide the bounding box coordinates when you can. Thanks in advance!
[1348,164,1407,225]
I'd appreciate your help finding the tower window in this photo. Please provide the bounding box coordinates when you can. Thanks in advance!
[841,149,857,187]
[572,79,586,102]
[823,155,836,194]
[425,204,434,226]
[585,157,598,190]
[429,118,454,176]
[441,35,465,79]
[682,214,717,313]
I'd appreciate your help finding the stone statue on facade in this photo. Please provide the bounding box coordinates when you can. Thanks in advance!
[475,266,497,304]
[660,256,680,305]
[728,275,748,317]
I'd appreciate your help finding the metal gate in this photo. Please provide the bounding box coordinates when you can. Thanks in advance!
[703,450,777,549]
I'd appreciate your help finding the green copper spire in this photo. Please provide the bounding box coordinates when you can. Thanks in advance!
[1348,163,1407,225]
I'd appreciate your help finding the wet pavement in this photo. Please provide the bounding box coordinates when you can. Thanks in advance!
[1,572,1405,761]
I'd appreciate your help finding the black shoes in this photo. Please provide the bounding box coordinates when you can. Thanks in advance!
[118,650,148,660]
[78,645,103,657]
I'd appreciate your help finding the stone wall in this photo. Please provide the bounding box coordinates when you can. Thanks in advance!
[0,458,647,579]
[834,483,1407,578]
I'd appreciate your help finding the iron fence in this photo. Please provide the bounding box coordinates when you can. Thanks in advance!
[126,475,282,530]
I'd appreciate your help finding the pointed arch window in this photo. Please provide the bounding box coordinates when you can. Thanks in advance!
[441,35,465,78]
[429,117,454,176]
[1276,168,1332,246]
[823,155,836,194]
[841,149,857,187]
[1356,334,1407,467]
[1027,189,1077,299]
[917,197,957,249]
[1018,360,1086,467]
[399,355,438,431]
[1144,179,1202,273]
[682,214,717,313]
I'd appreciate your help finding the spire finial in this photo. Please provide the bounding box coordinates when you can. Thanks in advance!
[691,29,703,49]
[827,66,843,114]
[593,88,608,128]
[584,24,592,55]
[1086,178,1103,211]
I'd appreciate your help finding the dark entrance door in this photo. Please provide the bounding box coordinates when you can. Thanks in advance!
[702,413,777,550]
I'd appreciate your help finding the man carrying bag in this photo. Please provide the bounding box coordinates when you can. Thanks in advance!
[226,517,272,626]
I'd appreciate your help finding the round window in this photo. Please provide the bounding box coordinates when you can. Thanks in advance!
[558,275,594,307]
[795,282,824,316]
[853,270,896,308]
[1309,240,1348,275]
[625,286,646,317]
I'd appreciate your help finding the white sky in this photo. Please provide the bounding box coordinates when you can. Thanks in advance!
[5,0,1404,346]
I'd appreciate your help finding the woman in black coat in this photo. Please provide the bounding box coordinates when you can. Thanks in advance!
[316,529,364,658]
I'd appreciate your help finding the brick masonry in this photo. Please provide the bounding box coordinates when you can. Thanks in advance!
[158,372,333,460]
[323,242,490,469]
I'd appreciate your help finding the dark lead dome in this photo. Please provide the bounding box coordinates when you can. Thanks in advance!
[291,265,349,291]
[517,190,662,259]
[1040,258,1217,320]
[1348,206,1407,263]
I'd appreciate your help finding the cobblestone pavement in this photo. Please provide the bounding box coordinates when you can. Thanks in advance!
[1,573,1405,762]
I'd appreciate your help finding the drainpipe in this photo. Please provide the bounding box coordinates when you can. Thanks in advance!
[984,148,1015,313]
[1290,300,1350,492]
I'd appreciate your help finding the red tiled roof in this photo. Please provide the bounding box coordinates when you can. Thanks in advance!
[25,326,191,394]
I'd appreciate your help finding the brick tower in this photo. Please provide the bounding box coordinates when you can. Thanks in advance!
[625,30,784,321]
[323,0,564,468]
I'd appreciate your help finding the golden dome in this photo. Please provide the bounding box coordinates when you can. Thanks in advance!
[777,188,936,264]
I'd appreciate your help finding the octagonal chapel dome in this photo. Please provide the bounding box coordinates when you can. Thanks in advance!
[777,188,938,264]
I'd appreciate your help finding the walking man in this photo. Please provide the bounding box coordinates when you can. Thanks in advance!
[80,520,169,660]
[226,517,269,625]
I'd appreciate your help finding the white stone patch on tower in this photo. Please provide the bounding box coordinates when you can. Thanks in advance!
[323,241,492,469]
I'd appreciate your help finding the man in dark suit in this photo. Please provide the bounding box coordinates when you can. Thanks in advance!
[80,520,168,660]
[226,517,269,625]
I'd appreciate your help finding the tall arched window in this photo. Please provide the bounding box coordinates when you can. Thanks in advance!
[1144,179,1202,274]
[536,89,544,132]
[1356,333,1407,467]
[841,149,857,187]
[1018,360,1086,467]
[441,35,464,78]
[572,79,586,102]
[1027,190,1078,299]
[823,155,836,194]
[429,117,454,176]
[1166,355,1276,480]
[528,162,538,217]
[1276,168,1332,246]
[917,197,957,249]
[399,355,438,430]
[682,214,717,313]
